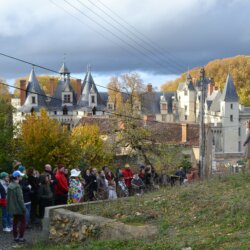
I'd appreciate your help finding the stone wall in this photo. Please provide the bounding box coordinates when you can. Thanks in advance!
[42,200,157,244]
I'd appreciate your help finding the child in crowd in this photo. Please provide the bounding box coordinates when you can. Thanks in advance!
[131,173,145,195]
[117,176,129,197]
[108,180,117,200]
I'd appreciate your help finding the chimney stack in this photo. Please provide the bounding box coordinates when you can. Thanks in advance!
[76,79,82,101]
[49,78,55,97]
[207,79,215,96]
[20,80,26,106]
[181,123,188,143]
[147,84,152,92]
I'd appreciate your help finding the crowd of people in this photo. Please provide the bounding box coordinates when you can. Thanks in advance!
[0,160,195,243]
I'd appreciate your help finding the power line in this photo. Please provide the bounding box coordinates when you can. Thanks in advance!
[0,52,59,74]
[1,81,243,144]
[77,0,182,73]
[0,52,242,121]
[62,0,179,74]
[48,0,137,61]
[95,0,186,70]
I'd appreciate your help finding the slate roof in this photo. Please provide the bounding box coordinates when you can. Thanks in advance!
[141,92,175,114]
[209,91,222,112]
[206,89,220,110]
[76,117,115,134]
[221,73,239,102]
[177,73,194,91]
[19,68,48,112]
[48,64,77,110]
[48,77,78,111]
[78,70,105,110]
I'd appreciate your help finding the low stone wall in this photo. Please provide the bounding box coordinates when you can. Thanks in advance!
[42,200,157,243]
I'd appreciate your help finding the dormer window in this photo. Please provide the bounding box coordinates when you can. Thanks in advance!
[32,96,36,104]
[64,94,71,103]
[91,96,95,104]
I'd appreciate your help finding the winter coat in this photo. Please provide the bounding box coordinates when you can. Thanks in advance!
[244,132,250,158]
[44,170,58,193]
[89,174,97,193]
[0,179,8,207]
[131,177,144,189]
[122,169,133,188]
[55,171,68,196]
[7,182,26,215]
[28,175,40,201]
[38,184,53,207]
[19,177,32,204]
[97,176,108,200]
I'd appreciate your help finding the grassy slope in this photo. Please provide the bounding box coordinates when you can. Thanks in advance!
[29,174,250,250]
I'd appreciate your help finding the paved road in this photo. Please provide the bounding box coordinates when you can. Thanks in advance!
[0,223,43,250]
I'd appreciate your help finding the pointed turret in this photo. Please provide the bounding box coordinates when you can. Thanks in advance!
[78,66,104,108]
[59,63,70,75]
[20,68,47,112]
[185,72,195,91]
[221,73,239,102]
[49,63,77,109]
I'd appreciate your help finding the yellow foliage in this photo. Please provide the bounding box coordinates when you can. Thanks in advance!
[18,109,77,170]
[0,80,11,101]
[71,125,112,169]
[161,55,250,105]
[13,75,79,98]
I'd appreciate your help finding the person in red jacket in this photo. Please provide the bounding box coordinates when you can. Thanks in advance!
[54,164,68,205]
[122,164,133,195]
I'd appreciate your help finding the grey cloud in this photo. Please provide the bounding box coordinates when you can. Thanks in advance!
[0,0,250,80]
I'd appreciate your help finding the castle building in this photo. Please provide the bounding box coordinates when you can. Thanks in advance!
[12,64,250,167]
[172,72,250,165]
[12,63,108,129]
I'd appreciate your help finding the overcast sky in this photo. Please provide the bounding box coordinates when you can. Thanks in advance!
[0,0,249,90]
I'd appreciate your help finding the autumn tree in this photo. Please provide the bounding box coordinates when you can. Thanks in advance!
[108,73,158,165]
[71,124,113,169]
[107,77,123,111]
[161,55,250,105]
[0,98,15,171]
[17,109,78,171]
[147,144,189,173]
[0,79,11,101]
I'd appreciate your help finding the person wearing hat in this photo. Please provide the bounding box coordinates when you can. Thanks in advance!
[54,164,69,205]
[18,166,32,229]
[68,169,83,204]
[122,164,133,195]
[7,171,26,243]
[0,172,12,232]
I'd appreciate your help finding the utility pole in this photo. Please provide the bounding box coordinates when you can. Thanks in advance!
[199,67,206,179]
